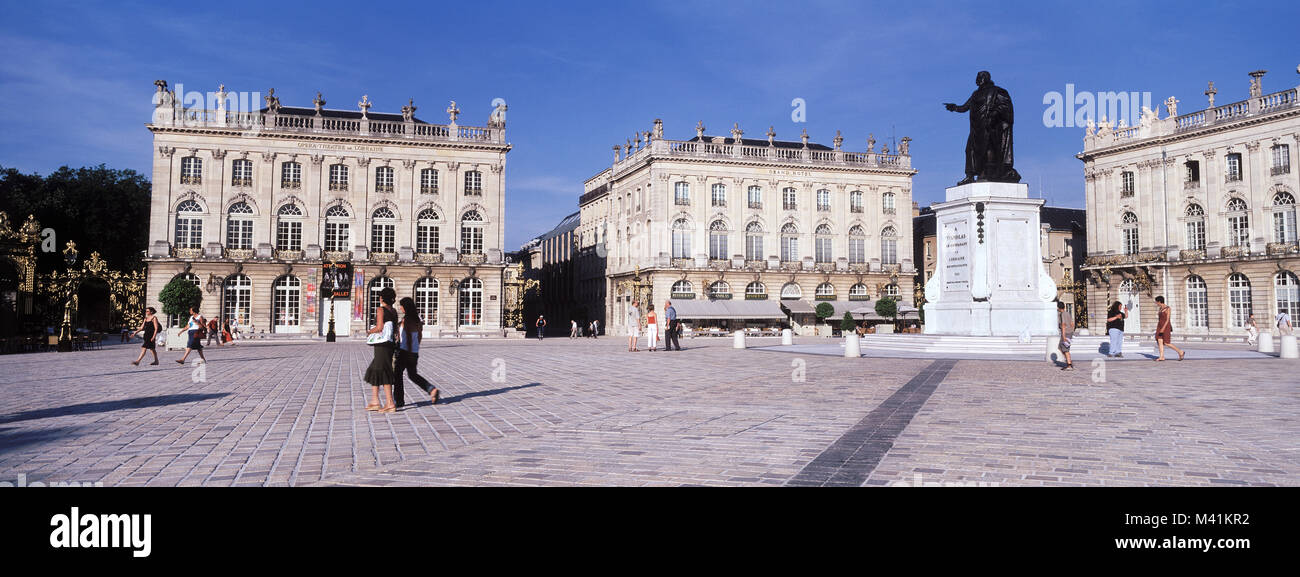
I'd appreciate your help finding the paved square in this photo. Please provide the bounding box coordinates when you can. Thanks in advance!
[0,337,1295,486]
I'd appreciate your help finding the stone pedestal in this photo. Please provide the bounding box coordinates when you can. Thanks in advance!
[733,331,746,349]
[1281,335,1299,359]
[781,328,793,346]
[844,334,861,357]
[924,182,1058,337]
[1259,333,1275,353]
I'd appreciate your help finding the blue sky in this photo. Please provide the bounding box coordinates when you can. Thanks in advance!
[2,0,1297,248]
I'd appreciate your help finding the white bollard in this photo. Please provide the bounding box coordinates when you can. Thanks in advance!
[781,328,793,346]
[1259,332,1275,354]
[1281,335,1299,359]
[733,330,746,349]
[1045,335,1061,363]
[844,333,861,357]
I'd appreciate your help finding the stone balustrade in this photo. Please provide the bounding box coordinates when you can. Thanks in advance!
[156,106,504,145]
[1085,87,1298,151]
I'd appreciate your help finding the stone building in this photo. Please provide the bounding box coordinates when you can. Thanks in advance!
[144,83,512,337]
[519,211,582,336]
[581,120,917,336]
[1078,70,1299,337]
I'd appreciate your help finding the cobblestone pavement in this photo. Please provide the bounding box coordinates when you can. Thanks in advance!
[0,336,1295,486]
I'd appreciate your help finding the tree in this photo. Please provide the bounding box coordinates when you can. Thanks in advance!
[875,296,898,325]
[158,277,202,320]
[0,164,151,273]
[815,301,834,321]
[840,311,856,333]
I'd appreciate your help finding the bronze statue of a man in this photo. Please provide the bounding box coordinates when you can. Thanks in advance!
[944,71,1020,186]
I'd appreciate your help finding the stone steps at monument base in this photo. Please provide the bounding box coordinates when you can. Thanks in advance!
[853,334,1154,355]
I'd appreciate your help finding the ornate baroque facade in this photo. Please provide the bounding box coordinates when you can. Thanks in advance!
[1078,70,1299,337]
[145,83,512,336]
[581,120,917,335]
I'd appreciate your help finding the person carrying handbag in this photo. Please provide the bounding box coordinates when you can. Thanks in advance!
[363,287,400,413]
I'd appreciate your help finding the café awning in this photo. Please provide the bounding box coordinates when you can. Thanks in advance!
[672,299,787,320]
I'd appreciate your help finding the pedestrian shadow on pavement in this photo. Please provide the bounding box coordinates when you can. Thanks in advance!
[0,425,85,456]
[433,383,541,405]
[0,393,231,424]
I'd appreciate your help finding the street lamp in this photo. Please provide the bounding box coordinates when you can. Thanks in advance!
[57,241,79,352]
[326,293,337,342]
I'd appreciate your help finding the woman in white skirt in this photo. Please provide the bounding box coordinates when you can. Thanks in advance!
[646,306,659,351]
[626,300,641,352]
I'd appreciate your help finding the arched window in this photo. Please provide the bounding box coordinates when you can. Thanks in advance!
[1185,204,1206,252]
[461,210,484,255]
[420,168,439,194]
[276,203,303,252]
[371,207,396,253]
[709,281,731,299]
[850,190,864,213]
[368,276,395,327]
[671,280,693,296]
[458,278,482,326]
[815,224,833,263]
[671,218,692,259]
[1226,198,1250,248]
[747,185,762,209]
[708,220,728,260]
[780,223,799,262]
[375,166,395,192]
[1277,271,1299,319]
[884,283,900,298]
[273,276,301,332]
[1186,275,1208,329]
[745,221,764,261]
[1229,273,1252,328]
[416,208,441,254]
[816,189,831,211]
[711,183,727,207]
[226,202,254,250]
[848,225,866,264]
[780,282,802,299]
[223,274,252,326]
[415,277,439,325]
[174,200,204,249]
[324,205,351,252]
[745,281,766,298]
[849,283,870,300]
[1121,212,1139,255]
[1273,192,1297,244]
[815,282,835,299]
[881,226,898,265]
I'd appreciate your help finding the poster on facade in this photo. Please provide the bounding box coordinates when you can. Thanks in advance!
[320,262,353,299]
[352,267,365,321]
[305,267,316,316]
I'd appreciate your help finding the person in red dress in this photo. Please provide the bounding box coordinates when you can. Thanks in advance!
[1153,295,1185,361]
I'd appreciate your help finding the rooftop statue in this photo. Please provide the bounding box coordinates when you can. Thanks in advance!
[944,70,1020,186]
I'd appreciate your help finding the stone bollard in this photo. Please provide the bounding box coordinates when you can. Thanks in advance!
[781,328,793,346]
[1045,335,1061,363]
[844,333,861,358]
[1281,335,1299,359]
[733,330,746,349]
[1259,332,1275,354]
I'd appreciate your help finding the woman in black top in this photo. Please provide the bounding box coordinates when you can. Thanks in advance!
[364,287,399,413]
[132,306,163,366]
[393,297,439,408]
[1105,301,1127,358]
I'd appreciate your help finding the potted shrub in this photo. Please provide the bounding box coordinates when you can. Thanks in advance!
[158,276,203,350]
[875,297,898,334]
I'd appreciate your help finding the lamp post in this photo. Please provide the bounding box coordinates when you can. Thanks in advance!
[326,294,337,342]
[57,242,79,352]
[450,279,461,338]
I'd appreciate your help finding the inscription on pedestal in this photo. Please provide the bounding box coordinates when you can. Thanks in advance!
[942,221,970,293]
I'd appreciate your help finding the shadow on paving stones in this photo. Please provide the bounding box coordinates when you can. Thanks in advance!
[0,426,87,456]
[0,393,232,424]
[435,383,541,405]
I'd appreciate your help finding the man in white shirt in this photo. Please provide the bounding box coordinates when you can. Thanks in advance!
[1277,311,1294,336]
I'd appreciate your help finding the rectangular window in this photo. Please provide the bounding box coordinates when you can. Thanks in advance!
[815,237,832,263]
[781,236,798,262]
[180,157,202,185]
[849,238,865,263]
[325,222,349,252]
[674,182,690,205]
[281,162,301,189]
[672,229,691,259]
[783,188,797,211]
[277,220,302,251]
[1184,161,1199,184]
[850,192,864,213]
[747,186,762,209]
[421,168,439,194]
[464,171,483,195]
[461,225,484,254]
[1273,145,1291,175]
[1121,171,1135,196]
[329,164,349,191]
[1228,215,1250,247]
[711,184,726,207]
[1275,209,1297,244]
[371,223,395,253]
[1123,227,1140,255]
[709,232,728,260]
[745,234,763,261]
[226,218,253,250]
[231,159,253,187]
[1185,220,1206,252]
[417,224,440,253]
[375,167,394,192]
[816,189,830,212]
[174,218,202,249]
[881,238,897,265]
[1226,153,1242,182]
